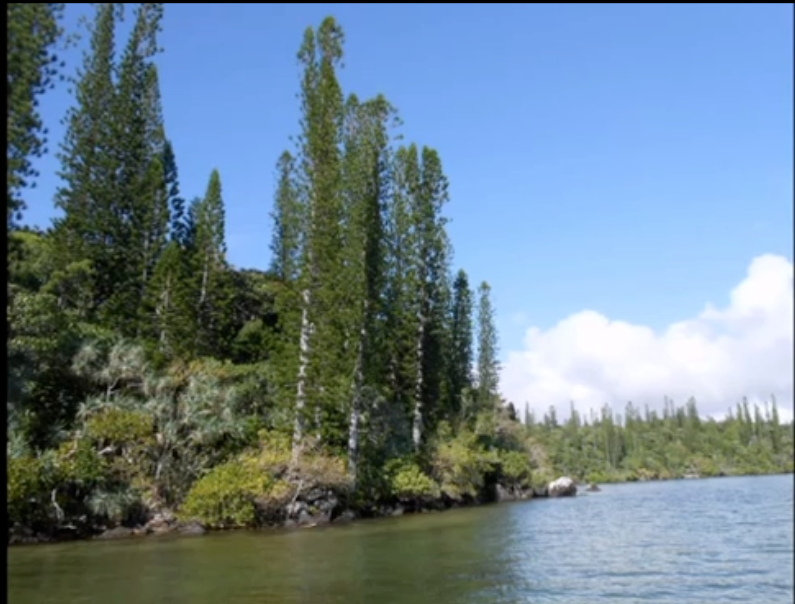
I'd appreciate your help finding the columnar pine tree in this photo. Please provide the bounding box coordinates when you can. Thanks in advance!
[270,151,302,283]
[448,269,474,419]
[291,17,346,458]
[7,3,64,232]
[475,281,500,409]
[417,147,453,440]
[401,145,451,451]
[107,3,165,333]
[7,2,64,346]
[340,94,395,481]
[191,169,233,357]
[53,2,118,321]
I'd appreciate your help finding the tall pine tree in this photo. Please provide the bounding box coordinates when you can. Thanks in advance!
[476,281,500,410]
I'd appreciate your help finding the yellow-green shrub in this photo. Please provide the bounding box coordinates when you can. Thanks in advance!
[388,461,440,500]
[497,450,532,488]
[251,430,352,493]
[8,456,51,525]
[180,455,271,528]
[84,408,153,445]
[431,431,493,501]
[56,439,109,485]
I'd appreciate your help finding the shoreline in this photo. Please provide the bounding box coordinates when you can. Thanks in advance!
[10,470,792,548]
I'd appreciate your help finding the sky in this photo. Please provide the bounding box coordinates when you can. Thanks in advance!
[25,3,794,422]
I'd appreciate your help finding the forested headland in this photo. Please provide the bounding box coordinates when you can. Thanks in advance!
[8,4,793,544]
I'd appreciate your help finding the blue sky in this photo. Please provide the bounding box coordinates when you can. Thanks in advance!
[26,4,793,417]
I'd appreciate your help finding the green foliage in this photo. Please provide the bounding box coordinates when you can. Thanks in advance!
[431,429,494,501]
[56,439,109,486]
[496,450,533,488]
[386,460,440,500]
[530,397,793,482]
[7,3,64,228]
[84,409,153,445]
[180,457,270,528]
[6,6,792,543]
[7,456,54,527]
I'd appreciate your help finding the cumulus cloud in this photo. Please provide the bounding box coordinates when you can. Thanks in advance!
[501,254,794,423]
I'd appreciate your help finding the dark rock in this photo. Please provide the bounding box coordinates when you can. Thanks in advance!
[333,510,356,524]
[495,484,514,502]
[304,489,326,503]
[176,521,206,536]
[95,526,134,540]
[8,524,50,546]
[586,483,601,492]
[532,486,549,498]
[297,510,315,527]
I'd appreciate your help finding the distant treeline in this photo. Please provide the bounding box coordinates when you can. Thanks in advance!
[522,397,794,482]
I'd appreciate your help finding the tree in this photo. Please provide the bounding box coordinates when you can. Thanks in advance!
[290,17,346,459]
[448,269,474,419]
[191,169,233,357]
[475,281,500,407]
[7,3,64,231]
[269,151,302,283]
[340,94,395,482]
[52,2,118,321]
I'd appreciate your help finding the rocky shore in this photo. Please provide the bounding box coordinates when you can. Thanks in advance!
[8,476,584,546]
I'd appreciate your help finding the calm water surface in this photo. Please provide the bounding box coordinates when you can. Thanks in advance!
[8,474,794,604]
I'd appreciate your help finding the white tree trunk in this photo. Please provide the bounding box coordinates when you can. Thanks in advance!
[348,300,368,484]
[412,308,425,450]
[292,287,312,460]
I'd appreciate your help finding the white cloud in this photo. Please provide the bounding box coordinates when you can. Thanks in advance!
[501,254,794,423]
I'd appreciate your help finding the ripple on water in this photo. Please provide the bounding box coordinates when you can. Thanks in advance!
[7,474,795,604]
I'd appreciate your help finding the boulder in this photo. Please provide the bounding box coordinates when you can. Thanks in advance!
[95,526,134,540]
[176,521,206,536]
[586,483,601,492]
[547,476,577,497]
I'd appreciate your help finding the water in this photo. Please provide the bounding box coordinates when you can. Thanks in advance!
[8,474,793,604]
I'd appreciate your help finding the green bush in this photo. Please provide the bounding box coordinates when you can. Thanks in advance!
[84,408,153,445]
[56,439,109,486]
[497,450,532,488]
[180,456,270,528]
[388,461,440,500]
[431,431,493,501]
[8,456,53,527]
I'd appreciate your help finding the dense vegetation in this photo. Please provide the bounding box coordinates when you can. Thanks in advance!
[526,397,794,483]
[7,4,793,542]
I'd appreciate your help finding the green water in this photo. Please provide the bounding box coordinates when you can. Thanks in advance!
[8,475,795,604]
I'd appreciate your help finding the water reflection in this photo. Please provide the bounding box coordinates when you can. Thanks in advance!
[8,475,794,604]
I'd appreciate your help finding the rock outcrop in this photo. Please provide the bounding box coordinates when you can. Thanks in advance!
[547,476,577,497]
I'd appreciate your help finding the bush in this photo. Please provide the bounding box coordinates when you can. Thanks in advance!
[180,456,270,528]
[84,408,153,445]
[497,450,532,488]
[56,439,109,486]
[431,431,493,501]
[387,460,440,500]
[8,456,53,527]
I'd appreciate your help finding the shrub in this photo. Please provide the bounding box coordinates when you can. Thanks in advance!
[497,450,532,488]
[387,460,440,500]
[8,456,53,527]
[84,408,153,445]
[56,439,109,486]
[180,456,270,528]
[431,431,494,501]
